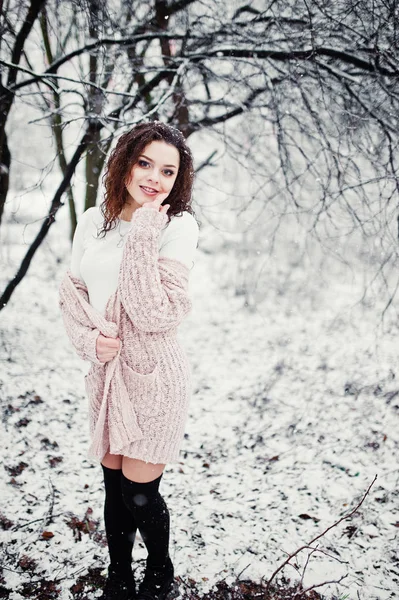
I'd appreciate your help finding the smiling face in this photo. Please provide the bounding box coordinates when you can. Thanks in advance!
[125,140,180,210]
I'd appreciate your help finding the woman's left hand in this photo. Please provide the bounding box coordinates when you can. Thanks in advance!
[143,193,170,215]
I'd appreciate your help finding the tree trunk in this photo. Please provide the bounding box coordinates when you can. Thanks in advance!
[85,127,102,210]
[0,0,47,224]
[0,129,91,312]
[40,8,77,240]
[0,122,11,226]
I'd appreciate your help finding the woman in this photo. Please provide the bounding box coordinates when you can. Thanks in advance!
[58,121,199,600]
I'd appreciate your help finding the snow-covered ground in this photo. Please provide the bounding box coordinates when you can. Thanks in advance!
[0,200,398,600]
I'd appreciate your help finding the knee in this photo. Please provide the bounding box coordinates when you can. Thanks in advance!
[121,472,163,509]
[121,457,166,483]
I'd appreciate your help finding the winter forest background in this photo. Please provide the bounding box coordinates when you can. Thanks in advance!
[0,1,398,599]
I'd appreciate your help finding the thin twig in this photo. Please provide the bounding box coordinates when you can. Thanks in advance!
[265,475,377,591]
[12,513,64,531]
[300,544,319,587]
[44,478,55,527]
[294,573,349,599]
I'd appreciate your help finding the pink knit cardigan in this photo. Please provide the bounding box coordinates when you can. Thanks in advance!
[59,206,194,464]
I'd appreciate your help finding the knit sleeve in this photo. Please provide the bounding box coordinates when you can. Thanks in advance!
[59,272,103,365]
[118,206,197,333]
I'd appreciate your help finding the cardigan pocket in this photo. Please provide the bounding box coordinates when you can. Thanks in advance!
[84,367,104,436]
[121,359,162,418]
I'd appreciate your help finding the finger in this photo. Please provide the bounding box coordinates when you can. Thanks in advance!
[157,192,170,204]
[101,337,120,348]
[103,347,118,355]
[105,341,120,349]
[141,199,160,211]
[99,352,117,363]
[160,204,170,214]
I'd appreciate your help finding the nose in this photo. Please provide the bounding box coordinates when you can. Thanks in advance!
[147,167,160,184]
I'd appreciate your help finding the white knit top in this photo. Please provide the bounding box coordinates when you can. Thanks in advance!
[70,206,199,316]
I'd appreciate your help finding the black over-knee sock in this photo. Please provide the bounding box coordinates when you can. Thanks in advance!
[121,472,170,569]
[102,465,137,578]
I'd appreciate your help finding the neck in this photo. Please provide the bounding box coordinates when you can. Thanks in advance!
[120,202,138,222]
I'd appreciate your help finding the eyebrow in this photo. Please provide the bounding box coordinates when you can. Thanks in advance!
[140,154,178,169]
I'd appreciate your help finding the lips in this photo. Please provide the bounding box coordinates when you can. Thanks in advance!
[140,185,158,195]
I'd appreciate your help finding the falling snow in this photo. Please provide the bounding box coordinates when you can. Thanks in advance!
[0,201,398,600]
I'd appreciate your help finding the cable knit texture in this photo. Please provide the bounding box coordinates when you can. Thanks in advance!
[59,206,194,464]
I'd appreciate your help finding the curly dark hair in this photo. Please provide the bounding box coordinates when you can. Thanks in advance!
[98,121,195,237]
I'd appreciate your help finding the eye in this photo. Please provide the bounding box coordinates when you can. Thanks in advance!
[138,159,150,168]
[163,169,175,177]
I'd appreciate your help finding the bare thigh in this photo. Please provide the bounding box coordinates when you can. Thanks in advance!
[101,452,123,470]
[122,456,166,483]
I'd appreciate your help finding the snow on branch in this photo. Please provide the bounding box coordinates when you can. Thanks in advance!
[185,46,396,77]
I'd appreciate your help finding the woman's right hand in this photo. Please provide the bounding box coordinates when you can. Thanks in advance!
[96,334,121,363]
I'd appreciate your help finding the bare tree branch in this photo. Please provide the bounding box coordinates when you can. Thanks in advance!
[264,475,378,591]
